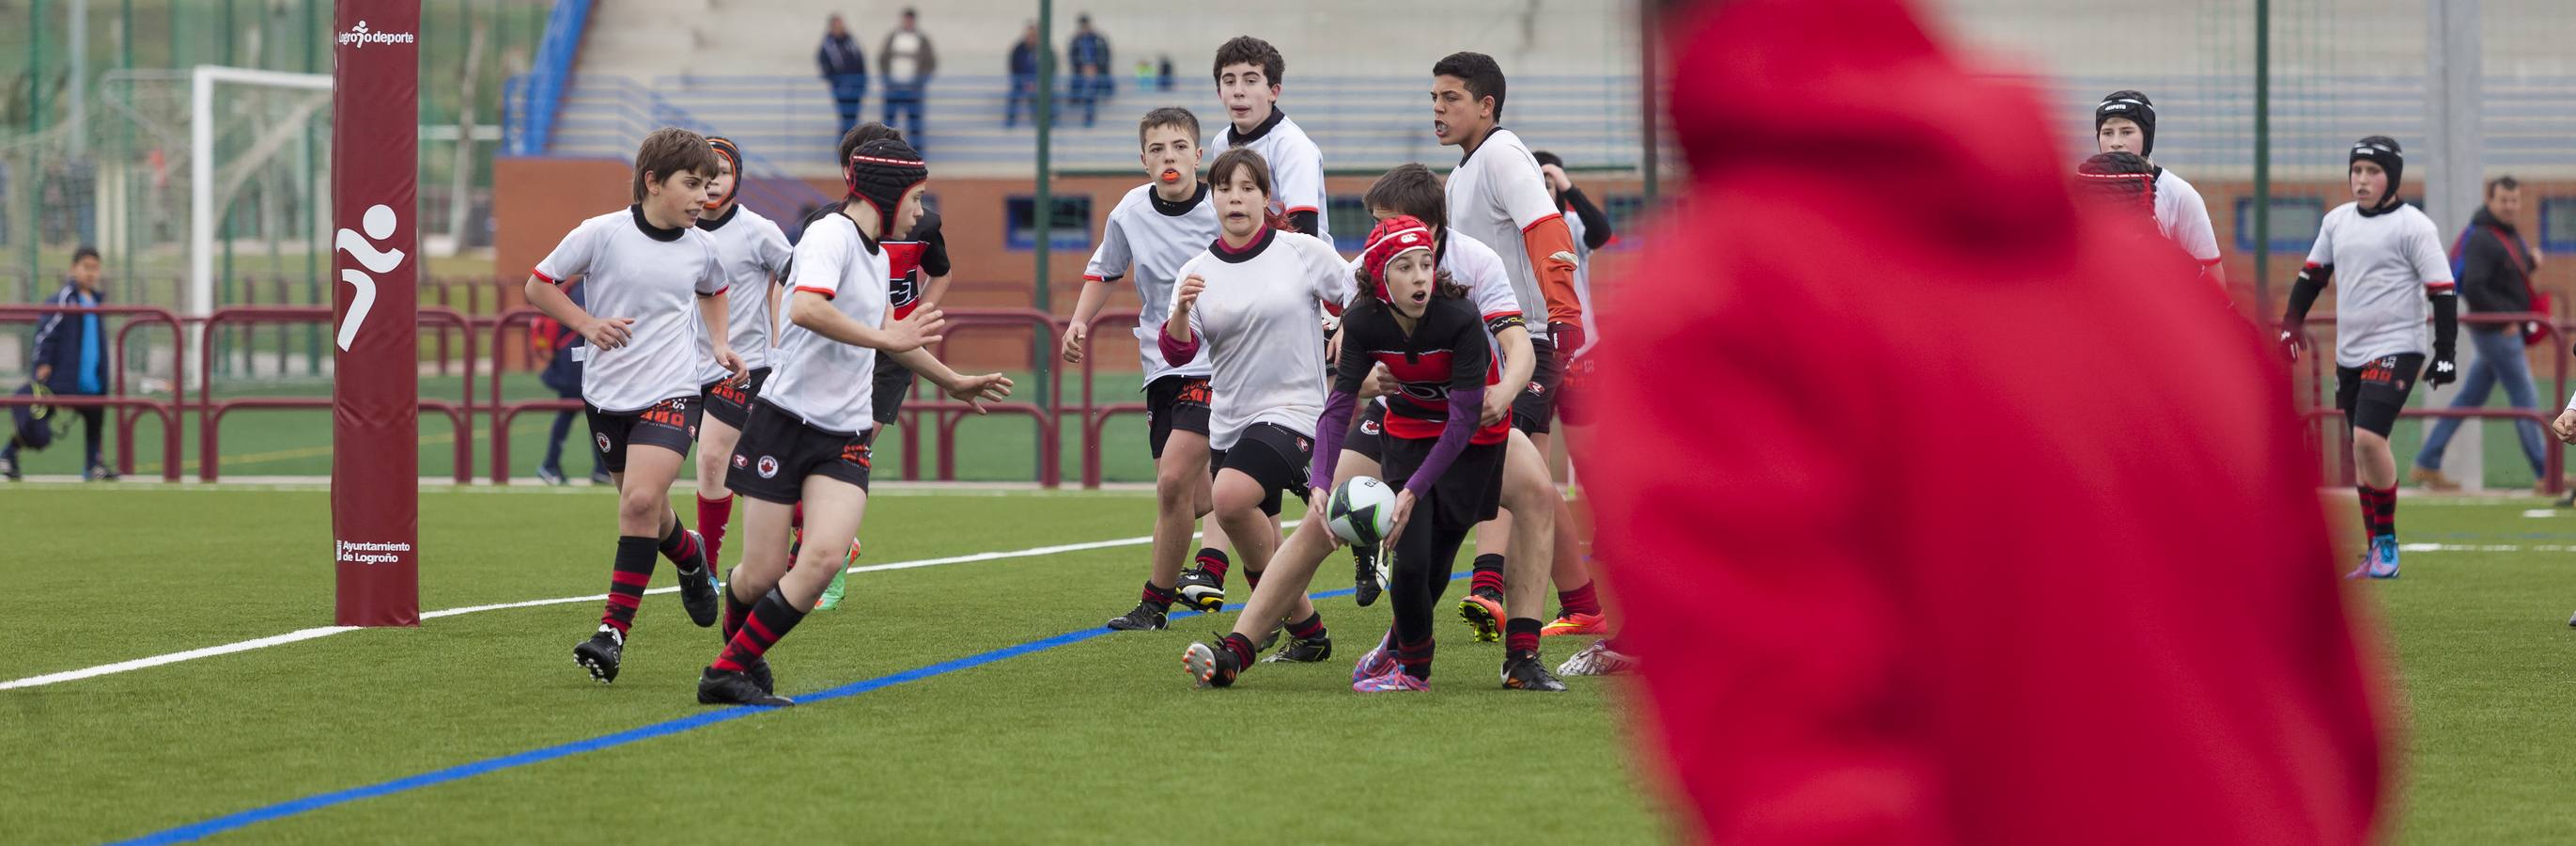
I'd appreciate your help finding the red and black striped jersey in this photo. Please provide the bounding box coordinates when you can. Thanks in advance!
[1331,295,1509,445]
[882,211,950,320]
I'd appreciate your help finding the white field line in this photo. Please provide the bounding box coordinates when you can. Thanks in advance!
[2401,543,2576,553]
[0,535,1156,692]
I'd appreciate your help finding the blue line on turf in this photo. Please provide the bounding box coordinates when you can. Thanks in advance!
[113,584,1373,844]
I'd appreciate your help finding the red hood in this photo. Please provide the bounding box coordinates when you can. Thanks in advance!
[1666,0,2077,256]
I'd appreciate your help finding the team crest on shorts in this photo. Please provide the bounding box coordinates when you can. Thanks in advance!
[595,433,612,453]
[732,454,749,469]
[688,425,698,439]
[756,456,780,478]
[1525,381,1547,397]
[1296,436,1311,451]
[1359,419,1381,436]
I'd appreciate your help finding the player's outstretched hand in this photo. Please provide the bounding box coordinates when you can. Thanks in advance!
[887,307,947,352]
[1175,274,1207,312]
[1480,388,1512,428]
[2427,356,2459,387]
[2276,329,2304,363]
[1386,489,1418,545]
[2553,409,2576,446]
[944,372,1014,413]
[1060,322,1088,364]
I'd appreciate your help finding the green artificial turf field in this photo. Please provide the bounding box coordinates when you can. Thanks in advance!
[0,486,1671,844]
[8,487,2576,843]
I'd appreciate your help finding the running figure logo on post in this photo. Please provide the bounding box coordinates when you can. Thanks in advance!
[334,204,406,352]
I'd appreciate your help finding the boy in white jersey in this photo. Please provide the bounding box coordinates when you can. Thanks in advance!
[2095,91,2227,288]
[1063,107,1257,632]
[1202,37,1328,241]
[1161,148,1349,672]
[530,128,745,684]
[691,137,794,572]
[697,140,1011,705]
[1432,51,1585,669]
[2279,135,2458,580]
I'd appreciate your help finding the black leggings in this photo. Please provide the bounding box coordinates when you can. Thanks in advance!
[1389,519,1474,653]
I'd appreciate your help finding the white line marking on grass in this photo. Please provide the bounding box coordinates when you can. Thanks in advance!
[0,535,1156,692]
[2402,543,2576,553]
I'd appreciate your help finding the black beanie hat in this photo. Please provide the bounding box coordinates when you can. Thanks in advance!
[2095,90,2156,159]
[845,138,928,238]
[2350,135,2404,215]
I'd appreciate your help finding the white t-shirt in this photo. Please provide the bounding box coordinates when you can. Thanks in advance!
[2307,201,2456,368]
[533,206,726,413]
[1086,181,1218,384]
[1205,109,1329,243]
[1171,228,1355,447]
[694,204,792,380]
[2153,168,2223,266]
[1447,128,1561,330]
[765,213,892,434]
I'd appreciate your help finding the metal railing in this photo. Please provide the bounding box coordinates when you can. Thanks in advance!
[2295,312,2568,493]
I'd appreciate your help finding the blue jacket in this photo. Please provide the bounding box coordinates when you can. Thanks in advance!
[30,280,110,395]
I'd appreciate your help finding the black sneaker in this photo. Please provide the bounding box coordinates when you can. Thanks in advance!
[1182,639,1242,688]
[1501,650,1568,691]
[675,537,720,628]
[573,627,624,684]
[1175,566,1226,612]
[1107,602,1169,631]
[1352,544,1384,607]
[698,667,794,706]
[85,462,118,481]
[0,455,18,481]
[746,655,774,695]
[1264,634,1333,663]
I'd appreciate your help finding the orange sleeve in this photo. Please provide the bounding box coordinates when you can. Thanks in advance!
[1521,214,1583,326]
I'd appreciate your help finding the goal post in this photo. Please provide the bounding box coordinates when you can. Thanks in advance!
[188,66,334,324]
[329,1,422,627]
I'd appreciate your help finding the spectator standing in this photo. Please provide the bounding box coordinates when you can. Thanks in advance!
[4,246,116,481]
[1158,55,1175,91]
[1067,14,1113,128]
[533,279,610,486]
[2414,175,2550,492]
[880,8,938,143]
[816,15,871,143]
[1006,23,1053,129]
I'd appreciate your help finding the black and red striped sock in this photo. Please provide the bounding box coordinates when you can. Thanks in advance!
[2373,484,2398,539]
[1195,548,1230,583]
[2356,485,2398,539]
[1469,554,1506,595]
[722,580,753,642]
[1141,581,1177,611]
[1397,635,1435,680]
[1244,567,1264,594]
[1286,611,1326,640]
[1220,633,1257,667]
[599,536,659,634]
[659,517,706,573]
[1557,581,1601,617]
[712,588,807,673]
[1505,617,1543,655]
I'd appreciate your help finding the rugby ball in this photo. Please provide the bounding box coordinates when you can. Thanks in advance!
[1327,476,1397,546]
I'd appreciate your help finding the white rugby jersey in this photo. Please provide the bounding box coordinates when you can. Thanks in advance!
[2307,201,2455,368]
[1086,181,1219,384]
[2153,168,2222,267]
[1205,108,1329,243]
[533,206,726,413]
[1170,227,1355,447]
[1446,127,1561,329]
[765,212,892,434]
[694,204,792,380]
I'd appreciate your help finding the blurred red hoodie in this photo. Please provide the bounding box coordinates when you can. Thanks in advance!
[1575,1,2389,843]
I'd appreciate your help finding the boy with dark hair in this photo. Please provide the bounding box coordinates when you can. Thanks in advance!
[1432,51,1585,677]
[691,136,794,571]
[700,139,1010,705]
[1063,106,1255,632]
[530,127,745,684]
[2279,135,2458,579]
[7,245,115,481]
[1203,36,1328,241]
